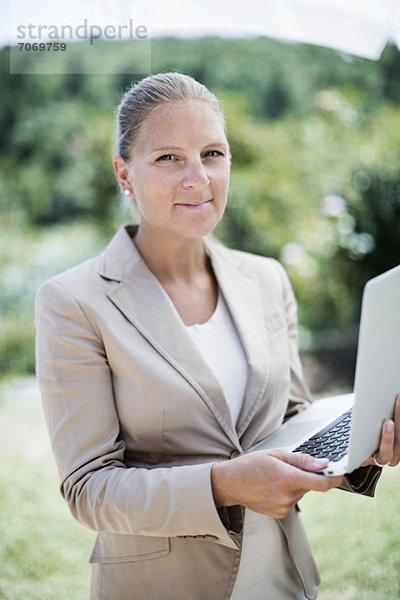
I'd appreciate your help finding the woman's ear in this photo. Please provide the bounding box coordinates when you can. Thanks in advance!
[113,156,134,197]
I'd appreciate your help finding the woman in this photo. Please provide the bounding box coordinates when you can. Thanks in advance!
[35,72,400,600]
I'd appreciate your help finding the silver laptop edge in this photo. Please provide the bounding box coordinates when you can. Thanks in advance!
[246,264,400,476]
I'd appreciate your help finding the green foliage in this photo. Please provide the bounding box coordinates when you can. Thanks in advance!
[1,37,400,374]
[334,168,400,299]
[0,318,36,375]
[215,96,400,339]
[0,220,111,377]
[0,97,118,228]
[150,38,400,119]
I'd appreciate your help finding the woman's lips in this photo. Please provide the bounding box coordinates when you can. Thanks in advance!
[175,200,212,210]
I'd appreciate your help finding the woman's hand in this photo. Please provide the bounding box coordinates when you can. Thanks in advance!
[361,394,400,468]
[211,449,343,519]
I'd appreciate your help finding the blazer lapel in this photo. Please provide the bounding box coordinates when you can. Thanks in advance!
[205,238,270,440]
[100,226,241,451]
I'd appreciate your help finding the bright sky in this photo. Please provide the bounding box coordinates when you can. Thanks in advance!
[3,0,400,59]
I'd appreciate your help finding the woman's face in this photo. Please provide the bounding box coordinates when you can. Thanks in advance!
[126,100,231,240]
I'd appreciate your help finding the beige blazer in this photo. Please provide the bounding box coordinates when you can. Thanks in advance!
[35,225,380,600]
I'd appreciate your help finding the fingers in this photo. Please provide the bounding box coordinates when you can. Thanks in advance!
[213,449,342,520]
[361,395,400,468]
[324,474,344,489]
[296,468,343,493]
[277,449,329,473]
[375,419,395,466]
[266,449,343,493]
[378,394,400,467]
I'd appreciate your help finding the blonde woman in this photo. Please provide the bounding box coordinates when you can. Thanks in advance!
[36,72,400,600]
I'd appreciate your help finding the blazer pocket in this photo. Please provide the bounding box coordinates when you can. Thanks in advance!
[89,532,170,564]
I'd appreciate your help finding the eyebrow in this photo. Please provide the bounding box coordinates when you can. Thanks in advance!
[151,142,229,154]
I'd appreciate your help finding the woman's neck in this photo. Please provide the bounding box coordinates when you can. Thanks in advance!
[133,223,218,326]
[133,224,210,285]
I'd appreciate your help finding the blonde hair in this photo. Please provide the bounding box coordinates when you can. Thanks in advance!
[116,72,226,161]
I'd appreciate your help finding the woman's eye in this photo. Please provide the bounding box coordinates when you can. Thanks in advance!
[203,150,224,158]
[156,154,174,161]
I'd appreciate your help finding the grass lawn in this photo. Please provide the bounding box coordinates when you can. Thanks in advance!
[0,378,93,600]
[1,377,399,599]
[300,468,400,599]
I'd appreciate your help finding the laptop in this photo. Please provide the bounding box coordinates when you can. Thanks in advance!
[247,263,400,476]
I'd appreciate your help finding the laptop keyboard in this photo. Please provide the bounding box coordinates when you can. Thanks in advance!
[293,408,353,462]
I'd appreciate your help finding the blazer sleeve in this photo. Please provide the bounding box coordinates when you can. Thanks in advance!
[35,279,237,549]
[275,262,313,419]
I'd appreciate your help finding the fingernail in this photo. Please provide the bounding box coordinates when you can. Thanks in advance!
[384,421,394,434]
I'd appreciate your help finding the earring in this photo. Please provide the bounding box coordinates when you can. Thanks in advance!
[123,189,131,196]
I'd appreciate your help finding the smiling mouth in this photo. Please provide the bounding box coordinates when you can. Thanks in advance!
[175,199,212,209]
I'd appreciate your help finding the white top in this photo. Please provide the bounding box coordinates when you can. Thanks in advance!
[186,292,248,425]
[186,293,305,599]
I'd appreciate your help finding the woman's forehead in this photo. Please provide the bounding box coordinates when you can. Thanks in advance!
[136,100,227,153]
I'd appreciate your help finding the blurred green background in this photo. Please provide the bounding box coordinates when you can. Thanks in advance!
[1,37,399,389]
[1,36,400,600]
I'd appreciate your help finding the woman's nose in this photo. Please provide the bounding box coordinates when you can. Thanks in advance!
[182,159,209,189]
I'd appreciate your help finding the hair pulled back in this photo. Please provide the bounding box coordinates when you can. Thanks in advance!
[116,72,226,161]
